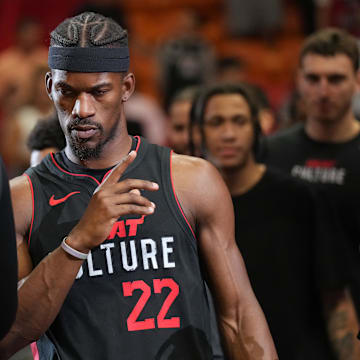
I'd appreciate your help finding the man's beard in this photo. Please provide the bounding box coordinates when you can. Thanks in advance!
[67,118,119,161]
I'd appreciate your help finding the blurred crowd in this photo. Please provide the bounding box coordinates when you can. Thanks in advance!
[1,0,359,177]
[2,0,360,359]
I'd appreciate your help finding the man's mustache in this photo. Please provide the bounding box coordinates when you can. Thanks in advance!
[68,118,103,131]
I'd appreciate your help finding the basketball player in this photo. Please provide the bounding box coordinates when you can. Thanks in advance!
[0,13,277,360]
[192,82,360,359]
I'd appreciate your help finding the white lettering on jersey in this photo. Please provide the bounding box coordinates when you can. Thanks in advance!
[121,240,138,271]
[100,243,115,274]
[75,237,177,279]
[291,165,346,185]
[76,265,83,279]
[87,250,103,277]
[162,237,175,268]
[141,239,158,270]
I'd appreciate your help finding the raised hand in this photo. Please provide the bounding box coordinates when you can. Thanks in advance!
[66,151,158,253]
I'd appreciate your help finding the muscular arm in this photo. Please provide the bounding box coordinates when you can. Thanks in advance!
[323,288,360,360]
[0,175,86,359]
[172,154,278,360]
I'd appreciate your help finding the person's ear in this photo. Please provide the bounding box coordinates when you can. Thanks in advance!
[121,73,135,102]
[45,71,53,100]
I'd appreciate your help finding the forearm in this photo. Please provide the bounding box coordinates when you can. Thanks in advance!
[219,302,278,360]
[0,246,84,359]
[324,288,360,360]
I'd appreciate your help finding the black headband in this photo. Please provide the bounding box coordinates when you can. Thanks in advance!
[48,47,130,72]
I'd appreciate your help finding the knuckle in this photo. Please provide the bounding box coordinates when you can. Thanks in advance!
[128,204,139,214]
[122,178,132,188]
[129,193,139,202]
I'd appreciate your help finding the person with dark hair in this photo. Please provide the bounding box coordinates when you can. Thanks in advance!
[167,86,200,155]
[27,115,66,167]
[0,12,278,360]
[262,27,360,328]
[246,84,277,136]
[215,57,247,84]
[192,81,360,359]
[0,156,18,340]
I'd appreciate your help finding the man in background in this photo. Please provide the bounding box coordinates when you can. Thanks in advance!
[262,27,360,322]
[192,82,360,359]
[167,86,200,155]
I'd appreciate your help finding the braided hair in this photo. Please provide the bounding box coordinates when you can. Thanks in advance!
[50,12,128,48]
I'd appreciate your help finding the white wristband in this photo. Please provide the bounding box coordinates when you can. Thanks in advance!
[61,237,89,260]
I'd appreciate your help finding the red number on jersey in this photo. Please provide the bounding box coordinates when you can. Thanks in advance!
[122,278,180,331]
[122,280,155,331]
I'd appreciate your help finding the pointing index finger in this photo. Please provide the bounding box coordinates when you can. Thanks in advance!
[102,150,137,186]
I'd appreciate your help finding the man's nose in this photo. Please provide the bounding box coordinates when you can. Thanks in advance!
[318,78,330,97]
[72,93,95,119]
[221,121,236,139]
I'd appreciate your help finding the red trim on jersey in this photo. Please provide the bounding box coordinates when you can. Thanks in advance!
[50,153,101,186]
[134,135,141,152]
[30,342,39,360]
[169,151,196,239]
[24,174,35,247]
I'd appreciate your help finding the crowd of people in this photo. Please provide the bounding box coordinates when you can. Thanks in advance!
[1,3,360,360]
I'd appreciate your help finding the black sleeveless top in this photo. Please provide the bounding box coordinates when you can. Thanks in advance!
[25,137,212,360]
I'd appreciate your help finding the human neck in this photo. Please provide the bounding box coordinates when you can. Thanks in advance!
[220,158,266,196]
[305,111,360,142]
[65,132,133,169]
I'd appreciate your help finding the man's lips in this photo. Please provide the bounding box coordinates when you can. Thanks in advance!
[72,126,99,139]
[217,147,239,156]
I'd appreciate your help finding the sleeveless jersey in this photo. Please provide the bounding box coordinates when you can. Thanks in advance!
[24,137,212,360]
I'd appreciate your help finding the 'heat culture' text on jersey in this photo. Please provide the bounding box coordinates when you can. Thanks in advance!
[24,137,212,360]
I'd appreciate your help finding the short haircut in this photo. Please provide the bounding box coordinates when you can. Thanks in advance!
[216,56,245,73]
[299,27,360,71]
[50,12,127,49]
[190,82,262,154]
[27,115,66,151]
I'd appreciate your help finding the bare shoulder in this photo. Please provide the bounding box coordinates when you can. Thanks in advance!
[171,152,222,185]
[171,153,232,221]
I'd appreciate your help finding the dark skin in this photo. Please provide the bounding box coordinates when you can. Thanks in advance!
[0,70,278,359]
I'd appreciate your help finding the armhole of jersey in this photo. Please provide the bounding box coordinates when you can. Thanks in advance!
[169,150,197,240]
[31,342,39,360]
[23,174,34,247]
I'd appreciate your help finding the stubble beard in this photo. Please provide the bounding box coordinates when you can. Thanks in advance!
[68,118,120,161]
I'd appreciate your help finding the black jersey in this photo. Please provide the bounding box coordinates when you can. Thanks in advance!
[232,168,339,360]
[261,123,360,313]
[24,137,213,360]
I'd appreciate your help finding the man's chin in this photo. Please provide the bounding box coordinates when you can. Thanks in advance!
[71,143,102,161]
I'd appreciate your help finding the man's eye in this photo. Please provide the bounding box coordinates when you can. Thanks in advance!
[305,75,319,83]
[93,89,108,96]
[205,117,222,127]
[328,75,345,84]
[59,88,74,96]
[234,117,247,125]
